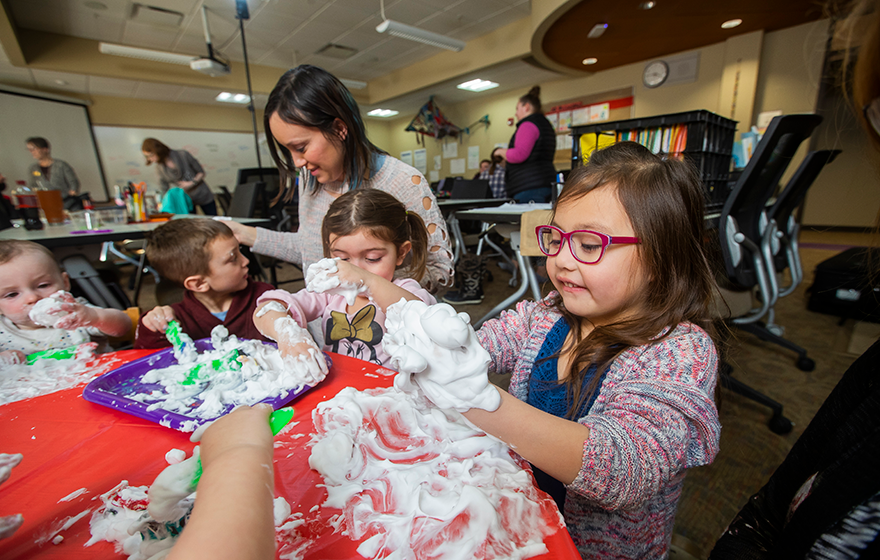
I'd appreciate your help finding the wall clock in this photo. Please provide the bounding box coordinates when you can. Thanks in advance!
[643,60,669,88]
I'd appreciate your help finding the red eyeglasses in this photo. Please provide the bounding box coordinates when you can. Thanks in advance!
[535,225,640,264]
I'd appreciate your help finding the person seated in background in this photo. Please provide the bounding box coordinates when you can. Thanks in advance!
[25,137,80,197]
[473,159,491,180]
[0,240,132,365]
[480,148,507,199]
[134,219,274,348]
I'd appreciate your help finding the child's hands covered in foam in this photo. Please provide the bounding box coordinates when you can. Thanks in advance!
[253,301,328,386]
[28,290,96,330]
[305,258,368,306]
[0,350,25,366]
[385,300,500,413]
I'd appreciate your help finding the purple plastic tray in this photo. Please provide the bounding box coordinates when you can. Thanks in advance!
[83,338,331,432]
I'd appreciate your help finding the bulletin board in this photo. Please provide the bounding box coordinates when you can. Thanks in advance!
[93,126,273,196]
[547,87,634,166]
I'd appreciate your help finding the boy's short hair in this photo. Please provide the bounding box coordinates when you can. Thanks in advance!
[145,219,235,286]
[0,240,61,272]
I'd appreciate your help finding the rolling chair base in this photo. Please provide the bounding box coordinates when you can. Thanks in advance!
[734,321,816,371]
[719,361,793,434]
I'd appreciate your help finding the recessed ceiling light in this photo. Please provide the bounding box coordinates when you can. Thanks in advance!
[582,58,598,65]
[587,23,608,39]
[216,91,250,104]
[721,19,742,29]
[54,79,69,86]
[367,108,399,118]
[457,79,499,92]
[638,1,655,9]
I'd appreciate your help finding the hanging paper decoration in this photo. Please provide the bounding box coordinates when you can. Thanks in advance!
[405,97,490,145]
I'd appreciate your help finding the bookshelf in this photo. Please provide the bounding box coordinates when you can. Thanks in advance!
[570,110,737,208]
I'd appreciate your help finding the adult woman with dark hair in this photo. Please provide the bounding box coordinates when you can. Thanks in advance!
[709,1,880,557]
[25,137,80,197]
[224,65,453,293]
[142,138,217,216]
[495,86,557,203]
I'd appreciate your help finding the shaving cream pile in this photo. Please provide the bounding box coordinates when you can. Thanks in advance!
[305,258,367,305]
[308,385,557,559]
[0,343,110,406]
[128,326,320,423]
[28,290,72,328]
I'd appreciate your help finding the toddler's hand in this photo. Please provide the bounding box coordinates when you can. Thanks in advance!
[385,300,500,413]
[306,258,368,305]
[0,350,25,366]
[273,316,328,385]
[142,306,177,333]
[52,300,98,330]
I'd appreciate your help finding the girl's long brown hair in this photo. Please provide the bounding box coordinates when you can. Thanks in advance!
[548,141,719,419]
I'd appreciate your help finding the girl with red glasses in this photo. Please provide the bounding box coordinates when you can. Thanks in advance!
[402,141,721,558]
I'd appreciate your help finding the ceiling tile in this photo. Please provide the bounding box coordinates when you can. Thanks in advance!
[122,22,182,51]
[31,69,89,92]
[63,11,126,43]
[133,81,185,102]
[88,75,139,97]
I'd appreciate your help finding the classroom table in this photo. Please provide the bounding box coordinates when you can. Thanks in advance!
[437,198,508,264]
[453,203,552,328]
[0,350,579,560]
[0,215,271,249]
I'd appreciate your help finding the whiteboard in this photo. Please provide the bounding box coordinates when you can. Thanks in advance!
[93,126,273,197]
[0,89,108,202]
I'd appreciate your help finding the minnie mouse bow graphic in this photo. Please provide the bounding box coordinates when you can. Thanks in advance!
[325,305,383,364]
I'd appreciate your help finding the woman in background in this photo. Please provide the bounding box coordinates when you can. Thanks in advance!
[142,138,216,216]
[495,87,556,203]
[25,137,79,197]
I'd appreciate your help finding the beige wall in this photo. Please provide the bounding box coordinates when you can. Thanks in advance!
[88,95,265,132]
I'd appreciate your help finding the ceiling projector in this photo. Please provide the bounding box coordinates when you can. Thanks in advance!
[190,57,230,77]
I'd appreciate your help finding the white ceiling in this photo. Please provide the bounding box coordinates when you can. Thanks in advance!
[0,0,558,116]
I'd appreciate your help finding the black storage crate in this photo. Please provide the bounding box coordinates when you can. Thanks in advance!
[808,247,880,323]
[570,110,737,208]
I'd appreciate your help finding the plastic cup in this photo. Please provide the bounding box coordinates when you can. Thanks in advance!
[36,189,65,225]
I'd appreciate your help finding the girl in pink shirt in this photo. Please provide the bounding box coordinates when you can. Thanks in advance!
[253,189,435,367]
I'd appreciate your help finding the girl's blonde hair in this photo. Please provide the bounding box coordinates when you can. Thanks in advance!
[321,189,428,282]
[548,142,719,418]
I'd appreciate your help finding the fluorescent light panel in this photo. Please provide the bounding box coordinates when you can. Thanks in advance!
[457,79,498,92]
[376,20,465,52]
[216,91,250,104]
[367,108,399,118]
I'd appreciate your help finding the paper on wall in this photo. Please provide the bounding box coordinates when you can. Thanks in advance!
[413,149,427,174]
[433,155,442,170]
[429,170,439,182]
[449,158,465,175]
[442,142,458,159]
[400,151,413,166]
[467,146,480,170]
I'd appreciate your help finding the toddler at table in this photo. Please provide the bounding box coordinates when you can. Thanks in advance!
[135,219,274,349]
[253,189,435,366]
[0,240,132,365]
[389,142,722,559]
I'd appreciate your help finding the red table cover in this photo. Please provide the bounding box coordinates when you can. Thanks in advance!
[0,350,579,559]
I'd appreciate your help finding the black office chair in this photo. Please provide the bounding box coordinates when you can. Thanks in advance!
[62,255,131,310]
[764,149,841,314]
[716,113,823,434]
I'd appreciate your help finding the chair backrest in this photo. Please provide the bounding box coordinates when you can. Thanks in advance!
[227,182,264,218]
[769,149,840,228]
[236,167,279,188]
[62,255,130,310]
[450,178,491,200]
[718,114,822,287]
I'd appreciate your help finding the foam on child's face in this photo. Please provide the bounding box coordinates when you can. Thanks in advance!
[0,251,68,327]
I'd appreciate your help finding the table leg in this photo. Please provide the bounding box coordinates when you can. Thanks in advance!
[475,230,530,329]
[448,213,465,265]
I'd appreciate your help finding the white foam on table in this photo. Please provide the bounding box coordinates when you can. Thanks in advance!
[0,343,110,406]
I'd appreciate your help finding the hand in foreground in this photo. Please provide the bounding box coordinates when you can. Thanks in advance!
[51,298,98,330]
[384,300,500,412]
[142,306,177,333]
[0,453,23,540]
[253,301,328,385]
